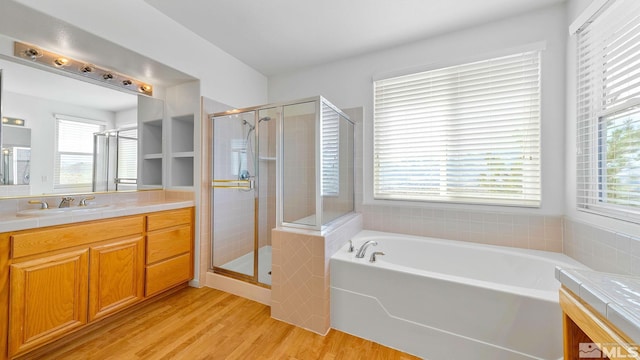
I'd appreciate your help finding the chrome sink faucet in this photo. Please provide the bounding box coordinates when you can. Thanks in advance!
[58,197,75,208]
[355,240,378,258]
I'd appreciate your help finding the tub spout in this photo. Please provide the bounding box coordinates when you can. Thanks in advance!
[355,240,378,258]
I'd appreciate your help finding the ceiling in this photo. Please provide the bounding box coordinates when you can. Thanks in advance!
[145,0,565,76]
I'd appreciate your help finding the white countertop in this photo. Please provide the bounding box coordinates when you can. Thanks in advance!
[0,200,195,233]
[556,267,640,344]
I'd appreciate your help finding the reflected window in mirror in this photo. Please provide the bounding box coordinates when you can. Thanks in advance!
[54,114,105,192]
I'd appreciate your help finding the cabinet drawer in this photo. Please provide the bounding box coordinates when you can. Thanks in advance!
[11,217,144,259]
[146,226,191,264]
[146,208,192,231]
[145,253,192,297]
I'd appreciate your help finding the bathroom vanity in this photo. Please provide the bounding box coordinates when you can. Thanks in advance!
[557,268,640,360]
[0,205,194,359]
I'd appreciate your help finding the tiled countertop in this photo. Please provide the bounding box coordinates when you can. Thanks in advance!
[0,200,194,233]
[556,267,640,344]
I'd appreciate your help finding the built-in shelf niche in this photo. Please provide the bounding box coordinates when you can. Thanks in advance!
[171,156,194,187]
[141,119,163,156]
[171,115,194,154]
[138,93,165,189]
[141,158,162,187]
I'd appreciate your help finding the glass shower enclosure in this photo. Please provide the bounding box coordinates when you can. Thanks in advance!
[211,96,354,287]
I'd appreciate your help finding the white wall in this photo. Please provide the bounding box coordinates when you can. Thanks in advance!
[9,0,268,109]
[3,91,116,195]
[269,3,567,216]
[564,0,640,236]
[115,107,137,128]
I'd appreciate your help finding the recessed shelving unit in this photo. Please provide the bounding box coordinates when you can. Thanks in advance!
[138,95,166,189]
[139,119,163,188]
[142,158,163,187]
[171,115,195,154]
[168,114,195,188]
[142,119,163,155]
[137,81,200,191]
[171,157,194,187]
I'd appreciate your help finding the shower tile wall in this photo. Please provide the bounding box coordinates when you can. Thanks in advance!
[258,118,276,249]
[282,113,316,222]
[212,188,255,265]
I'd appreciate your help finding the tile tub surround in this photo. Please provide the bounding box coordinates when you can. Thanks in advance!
[556,267,640,345]
[361,205,563,253]
[271,213,362,335]
[0,190,194,232]
[563,217,640,276]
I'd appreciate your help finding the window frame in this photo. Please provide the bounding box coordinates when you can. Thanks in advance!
[574,0,640,223]
[54,114,106,191]
[370,48,543,208]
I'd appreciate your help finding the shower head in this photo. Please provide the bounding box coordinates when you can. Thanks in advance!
[242,119,255,131]
[258,116,271,123]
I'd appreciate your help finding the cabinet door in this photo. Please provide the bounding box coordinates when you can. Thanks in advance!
[89,237,145,321]
[8,249,89,357]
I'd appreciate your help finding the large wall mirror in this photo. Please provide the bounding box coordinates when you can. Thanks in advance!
[0,1,197,199]
[0,56,145,197]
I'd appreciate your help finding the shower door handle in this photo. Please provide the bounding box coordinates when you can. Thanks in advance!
[212,179,254,190]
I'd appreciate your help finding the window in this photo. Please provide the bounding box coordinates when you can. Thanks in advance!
[373,51,541,206]
[576,0,640,221]
[54,114,105,190]
[322,103,340,196]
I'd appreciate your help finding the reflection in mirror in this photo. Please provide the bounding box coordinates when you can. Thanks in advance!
[1,125,31,186]
[0,57,140,197]
[93,126,138,192]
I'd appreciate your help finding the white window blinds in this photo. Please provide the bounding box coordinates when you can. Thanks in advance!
[576,0,640,221]
[322,103,340,196]
[54,115,104,189]
[373,51,541,206]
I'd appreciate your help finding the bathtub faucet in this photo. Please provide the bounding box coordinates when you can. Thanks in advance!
[355,240,378,258]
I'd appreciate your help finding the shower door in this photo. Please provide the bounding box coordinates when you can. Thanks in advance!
[211,108,276,286]
[211,111,259,282]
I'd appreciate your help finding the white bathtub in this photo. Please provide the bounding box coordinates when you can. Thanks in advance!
[330,230,587,360]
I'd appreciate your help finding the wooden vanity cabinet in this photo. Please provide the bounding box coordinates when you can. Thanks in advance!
[0,207,194,359]
[145,208,194,297]
[6,216,144,358]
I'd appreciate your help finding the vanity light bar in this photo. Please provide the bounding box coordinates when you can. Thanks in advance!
[13,41,153,96]
[1,117,25,126]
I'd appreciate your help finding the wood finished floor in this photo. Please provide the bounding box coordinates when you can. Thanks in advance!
[24,287,420,360]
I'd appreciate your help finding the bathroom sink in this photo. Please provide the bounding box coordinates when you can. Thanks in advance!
[17,204,115,217]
